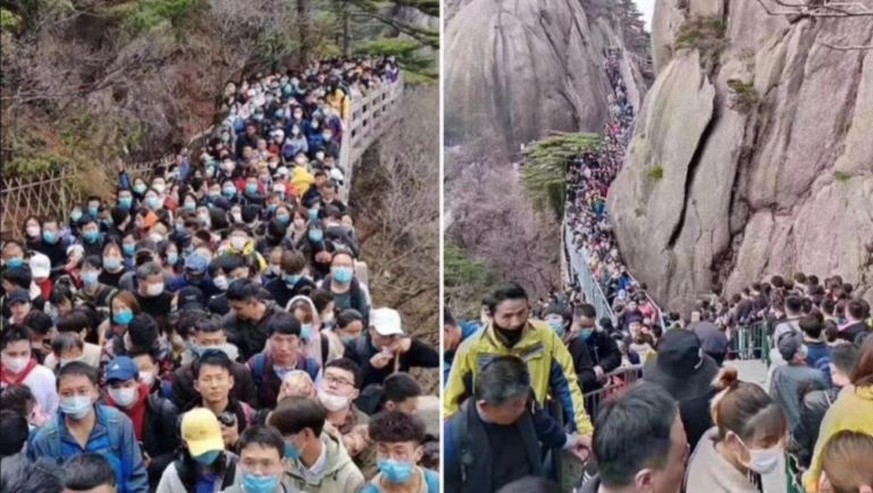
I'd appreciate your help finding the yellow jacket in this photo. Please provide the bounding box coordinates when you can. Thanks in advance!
[291,166,315,198]
[803,385,873,492]
[327,88,351,121]
[443,319,594,435]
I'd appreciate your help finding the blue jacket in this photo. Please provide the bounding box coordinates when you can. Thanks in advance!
[29,405,149,493]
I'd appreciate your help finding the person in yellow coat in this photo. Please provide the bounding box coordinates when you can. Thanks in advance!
[326,84,351,121]
[289,153,316,199]
[444,282,594,436]
[804,336,873,492]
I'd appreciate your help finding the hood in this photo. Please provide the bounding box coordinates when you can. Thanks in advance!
[288,432,353,483]
[287,295,323,364]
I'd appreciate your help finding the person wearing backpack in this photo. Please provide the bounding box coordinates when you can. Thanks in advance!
[247,311,320,410]
[28,361,148,493]
[361,410,438,493]
[157,408,239,493]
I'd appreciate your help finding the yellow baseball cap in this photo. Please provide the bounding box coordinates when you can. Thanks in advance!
[181,408,224,457]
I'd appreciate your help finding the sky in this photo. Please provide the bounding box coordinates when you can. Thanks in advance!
[636,0,657,30]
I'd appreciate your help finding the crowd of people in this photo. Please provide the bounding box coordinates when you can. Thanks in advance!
[440,48,873,493]
[0,56,442,493]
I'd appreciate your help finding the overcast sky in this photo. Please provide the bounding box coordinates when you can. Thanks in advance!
[636,0,656,29]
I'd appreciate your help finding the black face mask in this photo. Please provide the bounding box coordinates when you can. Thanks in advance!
[493,320,524,347]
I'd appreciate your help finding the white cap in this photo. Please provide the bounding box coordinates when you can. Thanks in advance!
[370,308,403,336]
[329,168,344,182]
[276,166,290,177]
[29,252,51,279]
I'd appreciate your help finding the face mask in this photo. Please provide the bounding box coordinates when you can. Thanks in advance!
[194,450,221,465]
[547,319,565,337]
[122,244,135,257]
[184,202,196,212]
[42,231,58,244]
[284,442,300,460]
[276,214,290,226]
[308,209,319,221]
[88,206,99,217]
[6,257,25,269]
[139,370,156,387]
[146,196,161,210]
[71,210,83,222]
[133,184,147,195]
[308,229,323,242]
[2,354,29,374]
[317,388,350,412]
[245,183,258,195]
[341,335,357,343]
[378,459,414,484]
[242,472,279,493]
[145,283,164,297]
[300,324,313,341]
[230,236,248,250]
[284,274,301,287]
[83,230,100,243]
[152,184,166,194]
[119,196,133,209]
[26,225,41,238]
[113,310,133,325]
[150,233,164,244]
[167,253,178,265]
[82,271,99,286]
[579,328,595,340]
[59,395,93,420]
[315,151,325,161]
[332,266,353,284]
[214,276,229,291]
[108,387,138,408]
[103,257,122,271]
[747,445,783,474]
[223,187,236,198]
[268,264,281,275]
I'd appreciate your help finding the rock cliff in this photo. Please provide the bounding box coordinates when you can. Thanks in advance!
[609,0,873,311]
[444,0,650,150]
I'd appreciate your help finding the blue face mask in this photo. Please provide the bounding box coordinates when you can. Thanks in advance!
[184,203,196,212]
[133,184,147,195]
[42,231,58,244]
[146,196,161,210]
[122,244,135,257]
[276,214,290,226]
[194,450,221,465]
[6,258,25,269]
[223,187,236,198]
[103,257,121,271]
[378,459,414,484]
[284,274,302,287]
[579,328,595,341]
[119,196,133,209]
[82,271,99,286]
[547,319,565,337]
[88,206,99,217]
[300,325,312,341]
[332,266,353,284]
[308,209,319,221]
[113,310,133,325]
[167,253,178,265]
[59,395,93,420]
[83,230,100,243]
[246,183,258,195]
[341,335,357,343]
[284,442,300,460]
[242,472,279,493]
[308,228,323,243]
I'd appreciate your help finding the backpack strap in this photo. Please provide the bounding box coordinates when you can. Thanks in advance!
[241,402,255,427]
[220,457,237,489]
[456,406,473,485]
[320,333,329,364]
[251,353,268,388]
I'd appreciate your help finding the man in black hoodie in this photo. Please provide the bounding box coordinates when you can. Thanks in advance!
[566,304,621,396]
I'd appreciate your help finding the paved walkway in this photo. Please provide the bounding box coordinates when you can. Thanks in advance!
[725,359,768,387]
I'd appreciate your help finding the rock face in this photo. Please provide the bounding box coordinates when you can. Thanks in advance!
[444,0,648,150]
[610,0,873,312]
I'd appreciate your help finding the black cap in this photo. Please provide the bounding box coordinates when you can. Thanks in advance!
[7,289,30,305]
[655,329,706,379]
[177,286,206,311]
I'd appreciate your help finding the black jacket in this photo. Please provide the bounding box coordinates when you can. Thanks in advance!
[792,387,839,467]
[839,321,869,344]
[142,393,181,492]
[222,303,285,361]
[263,277,317,309]
[344,336,439,388]
[566,330,621,395]
[172,360,257,408]
[444,398,565,493]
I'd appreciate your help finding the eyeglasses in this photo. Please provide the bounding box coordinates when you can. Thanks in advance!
[323,374,354,388]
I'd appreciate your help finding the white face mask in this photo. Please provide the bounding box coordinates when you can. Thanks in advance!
[139,370,156,387]
[747,446,783,474]
[213,276,229,292]
[108,387,138,408]
[317,387,351,412]
[145,283,164,297]
[150,233,164,243]
[2,353,29,374]
[230,236,248,250]
[26,225,41,238]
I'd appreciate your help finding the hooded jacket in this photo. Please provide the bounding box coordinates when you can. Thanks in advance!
[283,432,365,493]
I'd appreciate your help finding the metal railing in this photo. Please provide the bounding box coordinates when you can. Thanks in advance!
[726,321,772,364]
[564,220,617,325]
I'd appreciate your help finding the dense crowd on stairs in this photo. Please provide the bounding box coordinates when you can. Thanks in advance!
[443,49,873,493]
[0,57,442,493]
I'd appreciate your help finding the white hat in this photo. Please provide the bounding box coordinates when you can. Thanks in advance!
[370,308,403,336]
[276,166,290,178]
[329,168,344,182]
[29,253,51,279]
